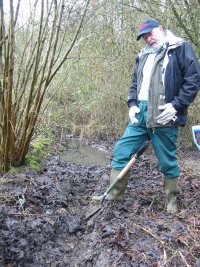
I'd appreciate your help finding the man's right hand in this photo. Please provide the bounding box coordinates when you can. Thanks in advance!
[129,106,140,124]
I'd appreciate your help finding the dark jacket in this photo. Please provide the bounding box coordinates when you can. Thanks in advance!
[127,32,200,126]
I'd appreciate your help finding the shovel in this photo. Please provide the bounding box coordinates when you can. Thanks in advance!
[86,140,149,220]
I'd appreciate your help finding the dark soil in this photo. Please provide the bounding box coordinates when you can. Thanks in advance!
[0,141,200,267]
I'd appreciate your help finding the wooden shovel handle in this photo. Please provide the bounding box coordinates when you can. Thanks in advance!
[104,141,149,197]
[117,156,137,180]
[117,140,149,180]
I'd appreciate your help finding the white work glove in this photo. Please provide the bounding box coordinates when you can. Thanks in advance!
[129,106,140,124]
[156,103,177,125]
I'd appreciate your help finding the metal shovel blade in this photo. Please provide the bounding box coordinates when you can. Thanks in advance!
[85,203,103,220]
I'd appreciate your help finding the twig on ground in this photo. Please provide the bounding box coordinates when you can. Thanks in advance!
[148,196,155,210]
[130,223,165,246]
[160,249,177,266]
[0,170,13,180]
[25,176,38,186]
[179,251,190,267]
[55,176,62,192]
[8,212,42,216]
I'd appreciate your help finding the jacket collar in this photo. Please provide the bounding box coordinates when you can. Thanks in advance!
[138,30,184,57]
[165,30,184,50]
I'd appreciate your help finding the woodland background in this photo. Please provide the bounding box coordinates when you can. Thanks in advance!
[0,0,200,172]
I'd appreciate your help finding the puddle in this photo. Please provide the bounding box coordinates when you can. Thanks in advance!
[60,138,110,167]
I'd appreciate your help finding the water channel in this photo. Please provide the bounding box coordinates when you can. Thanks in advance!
[60,138,111,167]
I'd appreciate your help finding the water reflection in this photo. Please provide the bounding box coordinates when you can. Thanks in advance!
[60,138,110,167]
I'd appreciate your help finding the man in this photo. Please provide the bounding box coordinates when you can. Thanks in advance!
[92,19,200,213]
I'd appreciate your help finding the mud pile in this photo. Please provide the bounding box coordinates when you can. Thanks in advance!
[0,144,199,266]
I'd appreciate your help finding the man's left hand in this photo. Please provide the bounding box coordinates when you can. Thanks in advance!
[156,103,177,125]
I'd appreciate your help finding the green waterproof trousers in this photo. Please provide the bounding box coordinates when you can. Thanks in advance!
[112,102,179,179]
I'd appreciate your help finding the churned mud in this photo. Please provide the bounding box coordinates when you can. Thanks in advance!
[0,140,199,267]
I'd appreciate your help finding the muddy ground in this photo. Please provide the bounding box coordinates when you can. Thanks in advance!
[0,140,200,267]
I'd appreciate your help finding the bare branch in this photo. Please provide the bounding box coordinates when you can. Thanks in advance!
[14,0,21,26]
[48,0,90,84]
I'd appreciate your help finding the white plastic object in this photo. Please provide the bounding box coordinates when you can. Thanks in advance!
[192,125,200,151]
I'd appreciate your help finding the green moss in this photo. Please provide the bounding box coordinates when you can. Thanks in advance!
[26,136,52,170]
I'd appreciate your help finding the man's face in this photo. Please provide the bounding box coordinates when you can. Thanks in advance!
[143,27,165,49]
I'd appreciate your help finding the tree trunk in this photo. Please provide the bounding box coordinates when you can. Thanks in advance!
[0,0,90,173]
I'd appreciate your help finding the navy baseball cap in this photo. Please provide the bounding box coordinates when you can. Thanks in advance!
[136,19,160,41]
